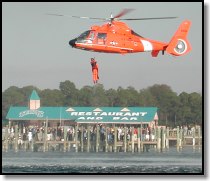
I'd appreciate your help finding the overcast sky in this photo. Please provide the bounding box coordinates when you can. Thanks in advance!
[2,2,203,94]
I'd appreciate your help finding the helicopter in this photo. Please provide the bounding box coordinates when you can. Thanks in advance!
[48,9,191,57]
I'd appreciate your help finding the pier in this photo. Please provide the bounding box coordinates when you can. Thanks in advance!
[2,124,202,153]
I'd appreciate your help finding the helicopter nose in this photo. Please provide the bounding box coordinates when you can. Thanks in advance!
[69,38,76,47]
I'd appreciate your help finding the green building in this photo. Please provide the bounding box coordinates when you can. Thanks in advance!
[6,90,159,128]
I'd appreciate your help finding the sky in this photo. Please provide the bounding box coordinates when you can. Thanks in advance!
[2,2,203,94]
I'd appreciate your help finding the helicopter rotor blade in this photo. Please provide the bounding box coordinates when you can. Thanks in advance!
[119,17,178,20]
[72,16,107,20]
[113,8,135,19]
[46,13,107,20]
[46,13,178,23]
[46,13,73,18]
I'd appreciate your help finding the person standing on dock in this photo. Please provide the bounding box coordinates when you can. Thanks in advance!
[90,58,99,84]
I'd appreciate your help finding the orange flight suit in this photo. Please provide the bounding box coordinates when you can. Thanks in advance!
[91,59,99,84]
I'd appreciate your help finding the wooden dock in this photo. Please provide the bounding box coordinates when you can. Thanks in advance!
[2,125,202,153]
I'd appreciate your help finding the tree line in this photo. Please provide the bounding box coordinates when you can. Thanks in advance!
[2,80,202,127]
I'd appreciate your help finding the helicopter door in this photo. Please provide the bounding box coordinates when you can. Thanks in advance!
[97,33,107,45]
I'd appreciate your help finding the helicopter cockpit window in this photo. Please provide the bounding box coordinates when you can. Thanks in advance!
[89,31,95,40]
[77,30,91,43]
[131,30,143,38]
[97,33,107,39]
[97,33,107,44]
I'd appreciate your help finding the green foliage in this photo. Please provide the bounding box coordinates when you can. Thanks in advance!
[2,81,202,127]
[59,80,79,106]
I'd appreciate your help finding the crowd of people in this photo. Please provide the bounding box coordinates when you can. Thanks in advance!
[2,124,199,149]
[2,124,157,145]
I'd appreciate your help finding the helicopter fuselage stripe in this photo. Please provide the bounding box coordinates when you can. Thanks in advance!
[140,40,153,51]
[76,43,134,51]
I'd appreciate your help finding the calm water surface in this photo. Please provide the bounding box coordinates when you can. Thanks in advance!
[2,147,203,174]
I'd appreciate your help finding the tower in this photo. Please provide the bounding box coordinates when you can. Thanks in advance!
[28,90,40,110]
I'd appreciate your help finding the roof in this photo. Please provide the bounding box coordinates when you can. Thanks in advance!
[6,107,70,120]
[29,90,40,100]
[6,107,158,124]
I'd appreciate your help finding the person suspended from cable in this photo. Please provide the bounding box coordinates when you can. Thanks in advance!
[90,57,99,84]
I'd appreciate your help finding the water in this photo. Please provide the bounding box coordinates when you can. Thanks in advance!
[2,147,203,174]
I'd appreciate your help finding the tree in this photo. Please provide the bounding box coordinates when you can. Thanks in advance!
[147,84,179,126]
[39,89,65,106]
[91,84,109,106]
[2,82,203,128]
[105,88,118,106]
[139,89,157,107]
[78,86,94,106]
[59,80,79,106]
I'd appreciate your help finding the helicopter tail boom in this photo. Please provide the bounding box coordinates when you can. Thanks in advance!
[166,20,191,56]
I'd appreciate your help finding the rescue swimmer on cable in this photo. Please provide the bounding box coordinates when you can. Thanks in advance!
[90,58,99,84]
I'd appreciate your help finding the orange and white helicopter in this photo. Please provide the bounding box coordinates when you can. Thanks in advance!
[48,9,191,57]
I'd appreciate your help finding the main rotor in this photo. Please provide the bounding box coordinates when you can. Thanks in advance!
[47,8,178,24]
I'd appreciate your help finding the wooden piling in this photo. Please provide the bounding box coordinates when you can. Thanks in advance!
[68,141,71,152]
[24,141,27,151]
[198,126,201,150]
[31,139,34,152]
[75,124,78,153]
[43,119,48,152]
[114,125,117,153]
[81,126,84,152]
[165,127,169,150]
[63,126,67,152]
[105,126,108,152]
[179,127,183,150]
[96,124,99,152]
[123,127,127,152]
[87,125,90,152]
[137,127,140,153]
[157,127,161,152]
[14,125,18,152]
[154,127,157,150]
[176,126,180,152]
[192,127,195,151]
[131,127,134,153]
[5,126,9,152]
[161,127,165,152]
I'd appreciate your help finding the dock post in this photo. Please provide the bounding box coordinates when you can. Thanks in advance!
[31,139,34,152]
[96,124,99,152]
[192,127,196,151]
[154,127,157,150]
[14,125,18,152]
[81,126,84,152]
[24,140,28,151]
[63,126,67,152]
[4,125,9,152]
[165,127,169,150]
[114,125,117,153]
[137,127,140,153]
[68,141,71,152]
[105,126,108,152]
[124,127,127,153]
[131,126,134,153]
[176,126,180,152]
[179,127,183,150]
[157,127,161,152]
[198,126,201,150]
[43,119,48,152]
[75,124,78,153]
[161,127,166,152]
[87,125,90,152]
